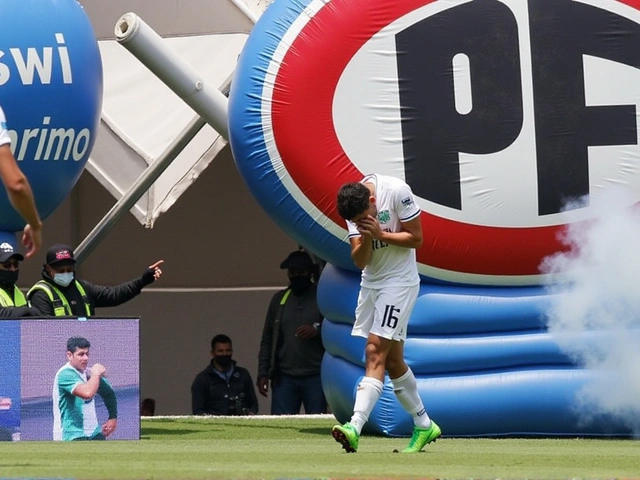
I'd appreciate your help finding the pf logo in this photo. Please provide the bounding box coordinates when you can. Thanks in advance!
[228,0,640,286]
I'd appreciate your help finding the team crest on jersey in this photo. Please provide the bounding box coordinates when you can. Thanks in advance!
[378,210,390,224]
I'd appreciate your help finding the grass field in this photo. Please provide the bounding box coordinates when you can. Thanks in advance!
[0,415,638,479]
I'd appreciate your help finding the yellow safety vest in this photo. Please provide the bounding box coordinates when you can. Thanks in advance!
[268,289,292,380]
[27,280,91,317]
[0,286,27,307]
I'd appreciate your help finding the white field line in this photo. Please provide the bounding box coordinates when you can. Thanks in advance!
[143,414,337,420]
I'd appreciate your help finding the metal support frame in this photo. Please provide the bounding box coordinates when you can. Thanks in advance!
[229,0,260,24]
[76,12,235,263]
[74,116,207,264]
[114,13,230,139]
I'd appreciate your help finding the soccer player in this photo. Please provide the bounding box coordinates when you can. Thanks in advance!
[332,174,441,453]
[53,337,118,441]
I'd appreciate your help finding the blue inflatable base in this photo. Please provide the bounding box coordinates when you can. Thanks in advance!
[323,354,632,437]
[318,264,636,437]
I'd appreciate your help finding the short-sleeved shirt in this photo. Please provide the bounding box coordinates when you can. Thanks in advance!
[0,106,11,147]
[52,363,102,441]
[346,174,421,288]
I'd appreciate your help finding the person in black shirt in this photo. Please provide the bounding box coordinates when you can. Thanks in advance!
[257,250,326,414]
[191,334,258,415]
[27,244,163,317]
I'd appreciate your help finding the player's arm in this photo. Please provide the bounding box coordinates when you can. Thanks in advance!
[70,375,100,400]
[98,378,118,437]
[379,216,423,249]
[71,364,105,400]
[0,144,42,257]
[349,235,373,270]
[356,214,423,251]
[98,378,118,419]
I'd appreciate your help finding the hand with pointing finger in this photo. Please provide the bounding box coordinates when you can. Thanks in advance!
[141,260,164,285]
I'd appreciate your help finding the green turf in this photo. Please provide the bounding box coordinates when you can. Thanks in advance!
[0,416,638,479]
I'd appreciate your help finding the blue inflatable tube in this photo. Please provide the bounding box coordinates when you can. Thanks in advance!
[322,320,636,375]
[322,354,632,437]
[318,264,552,334]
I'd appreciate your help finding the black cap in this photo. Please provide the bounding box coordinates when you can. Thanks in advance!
[280,250,313,270]
[45,244,76,266]
[0,241,24,263]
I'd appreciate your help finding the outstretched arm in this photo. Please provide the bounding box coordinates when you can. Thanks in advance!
[88,260,164,308]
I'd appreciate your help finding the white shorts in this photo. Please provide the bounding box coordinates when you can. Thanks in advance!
[351,284,420,341]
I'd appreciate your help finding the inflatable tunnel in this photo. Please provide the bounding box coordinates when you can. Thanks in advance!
[228,0,640,436]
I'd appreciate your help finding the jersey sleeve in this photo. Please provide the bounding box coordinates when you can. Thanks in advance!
[395,182,421,222]
[98,377,118,419]
[0,107,11,147]
[346,220,360,238]
[57,369,82,395]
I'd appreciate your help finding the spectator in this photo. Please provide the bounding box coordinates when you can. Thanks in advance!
[27,244,163,317]
[0,240,40,317]
[257,250,326,414]
[191,334,258,415]
[140,398,156,416]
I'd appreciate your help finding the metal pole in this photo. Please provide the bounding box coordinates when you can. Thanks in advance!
[114,13,229,139]
[74,116,207,264]
[228,0,260,24]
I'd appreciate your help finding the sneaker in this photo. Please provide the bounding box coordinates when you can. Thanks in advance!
[401,420,441,453]
[332,422,359,453]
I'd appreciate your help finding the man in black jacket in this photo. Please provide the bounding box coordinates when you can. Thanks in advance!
[27,244,163,316]
[191,334,258,415]
[257,250,326,414]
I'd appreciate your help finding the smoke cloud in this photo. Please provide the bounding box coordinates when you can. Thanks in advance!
[541,190,640,435]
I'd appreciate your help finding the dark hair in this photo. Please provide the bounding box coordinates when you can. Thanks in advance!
[337,182,370,220]
[211,334,232,350]
[67,336,90,353]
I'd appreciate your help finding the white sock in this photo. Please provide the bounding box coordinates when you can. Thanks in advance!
[391,368,431,428]
[349,376,383,434]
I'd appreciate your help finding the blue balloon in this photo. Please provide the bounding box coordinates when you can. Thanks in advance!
[0,0,102,232]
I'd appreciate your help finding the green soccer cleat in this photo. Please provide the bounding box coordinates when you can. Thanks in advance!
[401,420,441,453]
[332,422,359,453]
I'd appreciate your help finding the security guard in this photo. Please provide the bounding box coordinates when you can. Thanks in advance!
[0,240,40,317]
[27,244,163,317]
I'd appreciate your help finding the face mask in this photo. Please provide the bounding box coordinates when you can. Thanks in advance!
[53,272,74,287]
[289,275,312,295]
[216,355,232,368]
[0,269,18,285]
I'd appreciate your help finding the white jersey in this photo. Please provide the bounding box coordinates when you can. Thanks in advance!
[346,174,421,288]
[0,106,11,147]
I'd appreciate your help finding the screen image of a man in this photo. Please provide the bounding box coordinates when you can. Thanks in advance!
[52,336,117,441]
